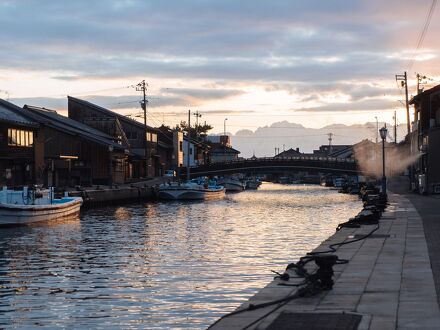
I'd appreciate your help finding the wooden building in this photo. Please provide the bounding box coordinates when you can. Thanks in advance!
[0,99,40,187]
[409,84,440,194]
[22,105,129,187]
[275,148,301,158]
[68,96,160,178]
[208,144,240,163]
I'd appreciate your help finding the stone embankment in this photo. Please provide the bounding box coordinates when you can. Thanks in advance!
[67,177,167,207]
[210,192,440,329]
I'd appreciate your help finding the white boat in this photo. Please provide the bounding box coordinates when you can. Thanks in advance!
[0,187,82,226]
[219,178,245,192]
[245,178,262,190]
[157,181,225,200]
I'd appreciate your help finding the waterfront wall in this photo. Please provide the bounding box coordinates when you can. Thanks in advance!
[68,186,155,208]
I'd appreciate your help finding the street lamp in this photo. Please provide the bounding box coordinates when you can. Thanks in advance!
[379,126,387,195]
[223,118,228,163]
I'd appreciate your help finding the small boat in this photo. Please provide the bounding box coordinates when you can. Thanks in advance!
[0,186,83,226]
[320,175,334,187]
[219,177,245,192]
[157,180,225,200]
[278,177,291,184]
[333,177,346,188]
[245,178,262,190]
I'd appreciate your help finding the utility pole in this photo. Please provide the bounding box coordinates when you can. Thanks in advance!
[327,133,333,153]
[395,72,410,136]
[187,110,191,181]
[136,80,149,177]
[375,116,378,144]
[416,73,427,94]
[194,110,202,138]
[393,111,397,143]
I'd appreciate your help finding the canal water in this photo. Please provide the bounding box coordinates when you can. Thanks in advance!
[0,183,361,329]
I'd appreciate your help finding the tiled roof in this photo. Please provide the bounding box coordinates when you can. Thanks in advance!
[210,144,240,154]
[23,105,127,151]
[0,99,38,127]
[68,96,158,132]
[410,84,440,104]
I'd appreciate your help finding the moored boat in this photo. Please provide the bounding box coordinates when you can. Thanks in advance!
[0,187,83,226]
[245,178,262,190]
[219,177,245,192]
[157,180,225,200]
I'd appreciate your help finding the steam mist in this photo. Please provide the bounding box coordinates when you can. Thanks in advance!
[353,141,420,178]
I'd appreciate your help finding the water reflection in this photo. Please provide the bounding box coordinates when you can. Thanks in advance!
[0,183,361,329]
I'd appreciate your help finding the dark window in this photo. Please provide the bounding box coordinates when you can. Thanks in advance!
[179,141,183,152]
[127,131,138,140]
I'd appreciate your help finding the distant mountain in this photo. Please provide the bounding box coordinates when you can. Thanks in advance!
[229,121,407,158]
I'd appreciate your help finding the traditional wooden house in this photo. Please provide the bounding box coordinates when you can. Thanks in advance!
[206,134,240,163]
[275,148,301,158]
[208,144,240,163]
[68,96,160,178]
[409,84,440,193]
[313,145,352,157]
[0,99,40,187]
[22,105,129,187]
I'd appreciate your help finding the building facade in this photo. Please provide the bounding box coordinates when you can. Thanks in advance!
[67,96,162,178]
[0,99,40,187]
[22,105,129,187]
[409,85,440,194]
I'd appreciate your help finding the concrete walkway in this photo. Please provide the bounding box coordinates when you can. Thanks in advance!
[210,193,440,329]
[389,177,440,309]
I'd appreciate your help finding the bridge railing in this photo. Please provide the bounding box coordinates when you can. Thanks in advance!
[194,156,356,167]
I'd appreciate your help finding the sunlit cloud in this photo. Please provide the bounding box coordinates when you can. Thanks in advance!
[1,0,440,134]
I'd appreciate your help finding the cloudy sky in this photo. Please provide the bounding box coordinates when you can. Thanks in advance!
[1,0,440,134]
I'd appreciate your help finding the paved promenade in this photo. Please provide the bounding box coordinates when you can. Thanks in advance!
[210,192,440,329]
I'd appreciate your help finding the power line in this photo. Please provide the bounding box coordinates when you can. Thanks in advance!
[40,85,135,98]
[408,0,437,70]
[231,134,329,139]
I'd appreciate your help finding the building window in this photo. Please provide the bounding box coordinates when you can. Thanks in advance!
[126,131,138,140]
[190,147,193,155]
[8,129,34,147]
[146,132,157,142]
[179,141,183,152]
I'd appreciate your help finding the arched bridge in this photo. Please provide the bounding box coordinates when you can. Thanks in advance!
[188,156,360,177]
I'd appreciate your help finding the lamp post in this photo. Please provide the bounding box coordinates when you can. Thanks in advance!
[223,118,228,163]
[379,126,387,195]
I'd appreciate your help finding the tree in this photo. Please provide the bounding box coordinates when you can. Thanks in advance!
[178,121,213,140]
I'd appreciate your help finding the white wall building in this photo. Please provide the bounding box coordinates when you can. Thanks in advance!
[182,138,197,167]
